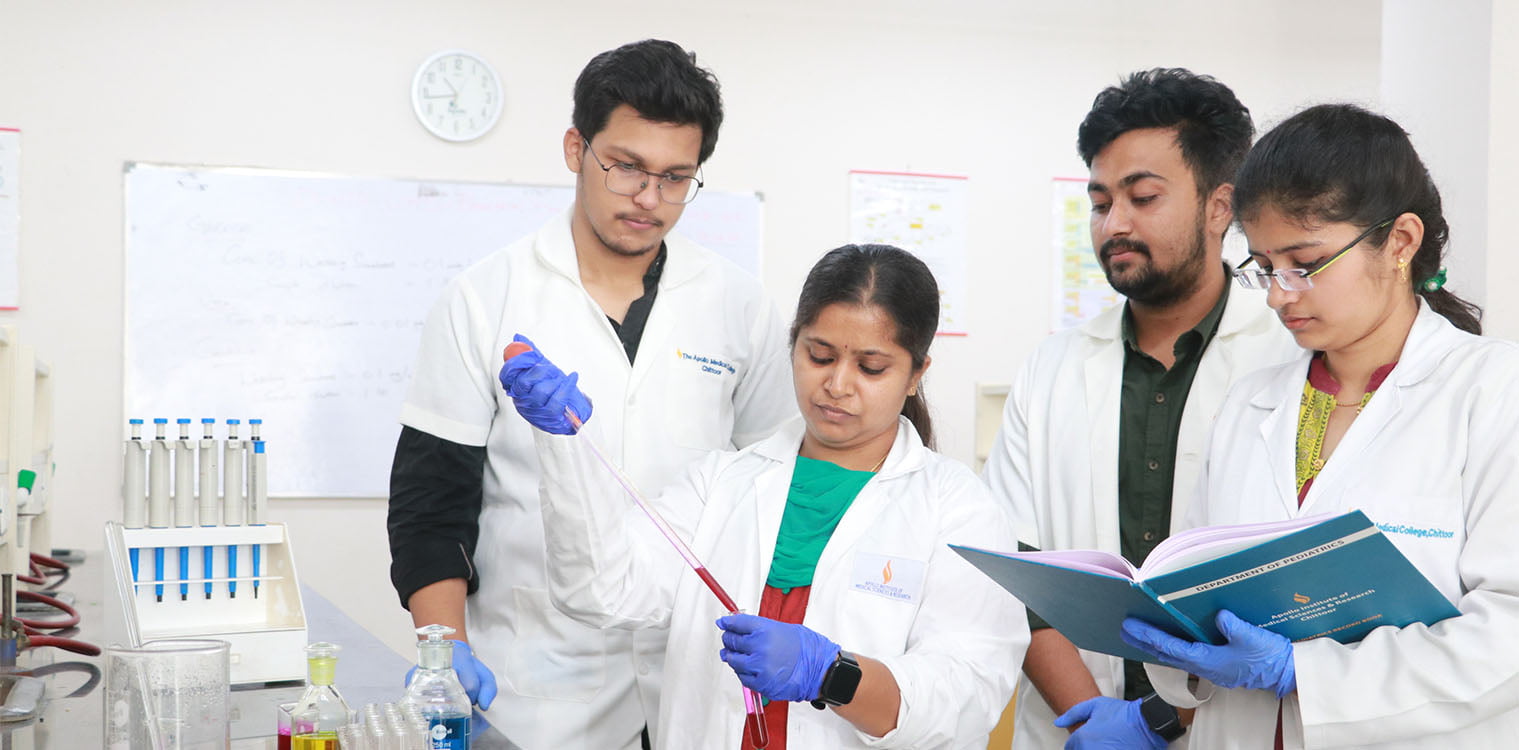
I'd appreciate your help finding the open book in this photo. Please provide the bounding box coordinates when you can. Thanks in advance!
[953,511,1459,664]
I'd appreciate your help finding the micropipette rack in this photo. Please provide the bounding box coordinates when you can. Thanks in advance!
[103,522,308,684]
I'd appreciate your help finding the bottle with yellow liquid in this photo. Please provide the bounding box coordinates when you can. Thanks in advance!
[291,642,353,750]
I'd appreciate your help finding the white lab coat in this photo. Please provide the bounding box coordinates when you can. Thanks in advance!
[1145,303,1519,749]
[399,208,795,750]
[982,289,1300,750]
[532,416,1030,750]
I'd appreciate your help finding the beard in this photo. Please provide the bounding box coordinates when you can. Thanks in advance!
[1099,213,1209,307]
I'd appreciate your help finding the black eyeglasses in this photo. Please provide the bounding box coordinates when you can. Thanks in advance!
[1233,217,1397,292]
[581,140,704,205]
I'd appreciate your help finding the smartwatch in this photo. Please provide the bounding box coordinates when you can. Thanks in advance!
[1139,692,1185,742]
[810,650,862,710]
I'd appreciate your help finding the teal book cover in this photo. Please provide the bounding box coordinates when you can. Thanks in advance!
[953,510,1460,664]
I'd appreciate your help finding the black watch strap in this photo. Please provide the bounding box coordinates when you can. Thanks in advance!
[1139,692,1185,742]
[810,650,862,710]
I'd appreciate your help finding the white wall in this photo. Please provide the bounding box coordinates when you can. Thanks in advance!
[1487,1,1519,340]
[0,0,1382,658]
[1381,0,1491,308]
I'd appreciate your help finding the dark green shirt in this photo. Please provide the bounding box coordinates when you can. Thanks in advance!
[1115,277,1229,698]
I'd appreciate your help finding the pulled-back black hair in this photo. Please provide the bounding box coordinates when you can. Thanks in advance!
[1077,68,1254,198]
[790,245,938,448]
[1233,104,1481,334]
[572,39,723,164]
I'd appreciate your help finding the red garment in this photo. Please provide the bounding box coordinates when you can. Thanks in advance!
[740,585,813,750]
[1306,353,1396,394]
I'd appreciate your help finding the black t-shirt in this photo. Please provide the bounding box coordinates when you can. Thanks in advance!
[386,245,667,608]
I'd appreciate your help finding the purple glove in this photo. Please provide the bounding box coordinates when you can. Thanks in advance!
[498,333,592,434]
[1054,697,1168,749]
[404,639,498,710]
[716,614,840,702]
[1121,610,1297,698]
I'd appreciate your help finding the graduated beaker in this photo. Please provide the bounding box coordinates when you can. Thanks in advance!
[104,638,231,749]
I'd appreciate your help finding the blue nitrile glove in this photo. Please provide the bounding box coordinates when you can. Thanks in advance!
[1053,697,1168,749]
[404,639,499,710]
[1121,610,1296,698]
[715,613,841,702]
[498,333,592,434]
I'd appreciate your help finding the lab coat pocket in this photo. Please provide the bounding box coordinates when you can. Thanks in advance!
[666,360,735,450]
[504,586,607,702]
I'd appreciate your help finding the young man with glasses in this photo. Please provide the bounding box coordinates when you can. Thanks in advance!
[387,39,794,750]
[982,68,1300,749]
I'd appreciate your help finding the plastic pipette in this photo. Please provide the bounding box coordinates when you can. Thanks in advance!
[173,418,195,600]
[149,418,172,602]
[198,418,219,599]
[123,419,147,588]
[224,419,245,598]
[503,342,769,748]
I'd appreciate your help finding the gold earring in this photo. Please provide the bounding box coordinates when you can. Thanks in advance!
[1397,258,1410,282]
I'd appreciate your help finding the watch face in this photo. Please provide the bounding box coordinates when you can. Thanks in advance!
[412,50,503,142]
[823,651,862,706]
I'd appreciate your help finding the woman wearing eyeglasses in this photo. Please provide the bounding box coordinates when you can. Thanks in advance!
[1112,103,1519,748]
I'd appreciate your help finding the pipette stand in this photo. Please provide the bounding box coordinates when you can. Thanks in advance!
[104,521,308,684]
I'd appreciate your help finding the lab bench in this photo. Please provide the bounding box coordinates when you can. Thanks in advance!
[1,552,520,749]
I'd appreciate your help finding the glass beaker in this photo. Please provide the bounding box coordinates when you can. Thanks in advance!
[104,639,230,749]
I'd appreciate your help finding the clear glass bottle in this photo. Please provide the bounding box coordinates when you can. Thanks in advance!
[402,625,472,750]
[291,642,353,750]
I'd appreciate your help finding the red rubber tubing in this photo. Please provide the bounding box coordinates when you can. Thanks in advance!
[29,553,69,571]
[14,590,81,630]
[23,635,100,657]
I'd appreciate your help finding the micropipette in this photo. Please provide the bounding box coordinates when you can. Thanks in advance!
[148,418,172,602]
[122,419,147,590]
[249,424,267,599]
[198,418,219,599]
[503,342,770,748]
[224,419,245,598]
[173,418,196,600]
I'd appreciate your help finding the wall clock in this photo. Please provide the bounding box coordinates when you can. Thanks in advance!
[412,50,503,142]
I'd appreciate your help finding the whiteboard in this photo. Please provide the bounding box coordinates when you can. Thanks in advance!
[124,162,763,497]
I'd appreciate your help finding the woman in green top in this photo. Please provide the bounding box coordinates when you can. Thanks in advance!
[502,244,1028,749]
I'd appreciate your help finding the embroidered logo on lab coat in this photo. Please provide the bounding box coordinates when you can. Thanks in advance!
[676,349,735,376]
[1375,522,1455,540]
[851,553,925,603]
